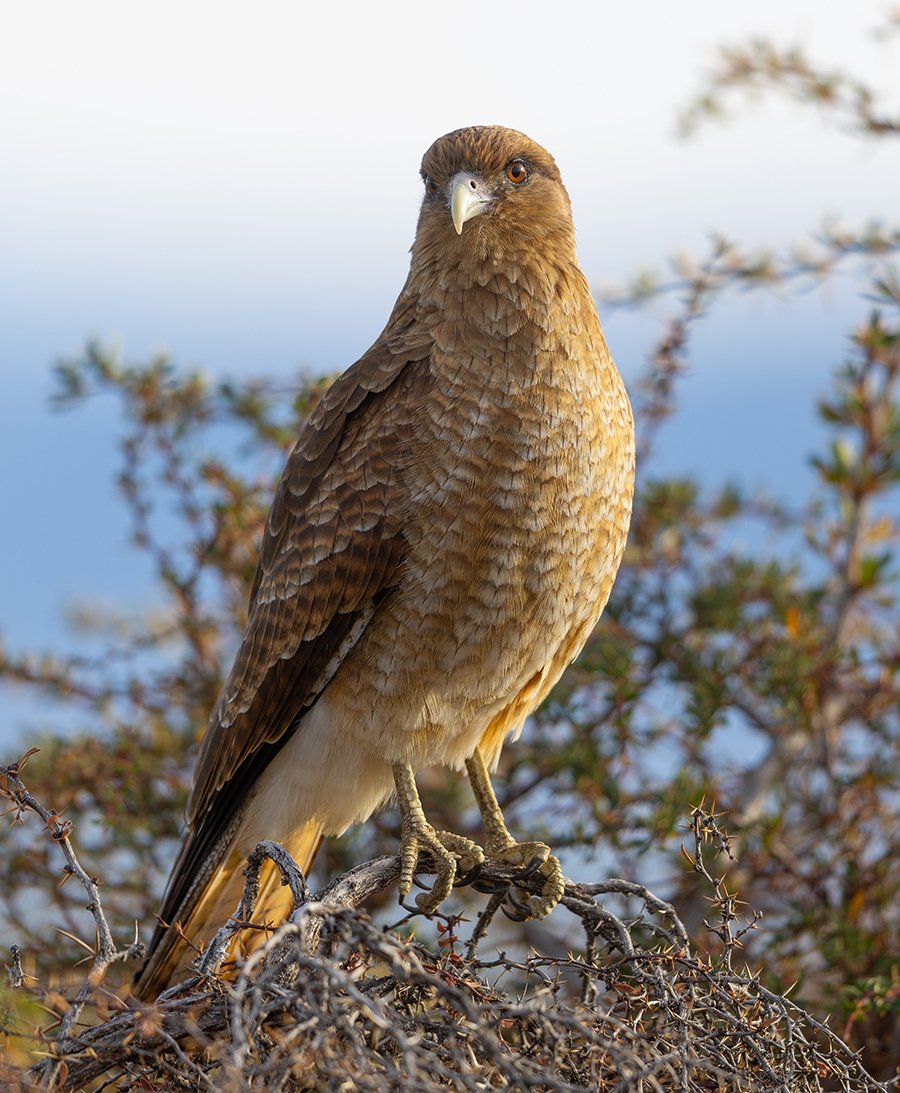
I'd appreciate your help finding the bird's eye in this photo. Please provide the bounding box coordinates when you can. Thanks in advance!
[505,161,528,185]
[424,177,439,197]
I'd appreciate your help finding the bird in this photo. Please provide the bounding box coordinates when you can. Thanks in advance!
[134,125,635,999]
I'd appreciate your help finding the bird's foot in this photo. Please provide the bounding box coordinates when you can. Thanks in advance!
[485,837,564,919]
[399,820,484,913]
[392,760,484,913]
[465,748,564,919]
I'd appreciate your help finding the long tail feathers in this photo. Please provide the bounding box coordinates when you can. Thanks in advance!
[134,820,323,1001]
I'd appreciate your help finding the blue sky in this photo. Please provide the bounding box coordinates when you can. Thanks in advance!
[1,2,898,743]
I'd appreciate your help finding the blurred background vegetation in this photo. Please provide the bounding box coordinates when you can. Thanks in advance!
[1,13,898,1086]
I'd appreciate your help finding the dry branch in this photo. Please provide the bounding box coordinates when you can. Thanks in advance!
[1,761,891,1092]
[1,753,144,1059]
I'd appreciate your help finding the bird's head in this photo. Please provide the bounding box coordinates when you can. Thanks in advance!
[414,126,575,267]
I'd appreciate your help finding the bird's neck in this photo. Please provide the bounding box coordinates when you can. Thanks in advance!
[410,242,596,346]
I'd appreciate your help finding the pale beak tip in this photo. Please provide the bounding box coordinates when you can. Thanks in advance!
[450,175,485,236]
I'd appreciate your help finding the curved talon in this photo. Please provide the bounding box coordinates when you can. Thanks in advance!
[503,890,534,920]
[503,891,531,918]
[508,855,544,882]
[502,907,528,922]
[454,859,484,887]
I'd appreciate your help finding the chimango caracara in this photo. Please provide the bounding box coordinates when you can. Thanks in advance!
[135,125,635,998]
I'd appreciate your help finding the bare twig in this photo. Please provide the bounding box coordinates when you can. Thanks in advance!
[0,751,143,1084]
[7,943,24,989]
[20,833,889,1093]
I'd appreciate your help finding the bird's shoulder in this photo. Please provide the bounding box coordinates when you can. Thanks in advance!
[253,291,434,587]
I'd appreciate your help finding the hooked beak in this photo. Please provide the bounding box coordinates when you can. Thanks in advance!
[450,172,493,234]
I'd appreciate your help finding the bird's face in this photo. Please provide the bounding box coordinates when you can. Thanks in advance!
[415,126,575,264]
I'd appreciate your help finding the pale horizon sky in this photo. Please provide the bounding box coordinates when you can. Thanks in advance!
[3,2,898,374]
[1,2,898,740]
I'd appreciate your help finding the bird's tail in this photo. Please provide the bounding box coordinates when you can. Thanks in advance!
[134,819,323,1001]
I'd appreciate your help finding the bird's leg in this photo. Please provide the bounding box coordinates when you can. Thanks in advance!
[392,762,484,913]
[464,747,565,919]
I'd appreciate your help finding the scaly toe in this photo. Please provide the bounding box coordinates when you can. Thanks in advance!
[525,855,565,919]
[399,825,485,913]
[399,823,454,900]
[414,848,456,912]
[489,840,551,871]
[435,830,485,877]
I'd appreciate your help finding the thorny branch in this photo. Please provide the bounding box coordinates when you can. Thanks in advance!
[0,752,145,1080]
[0,761,891,1092]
